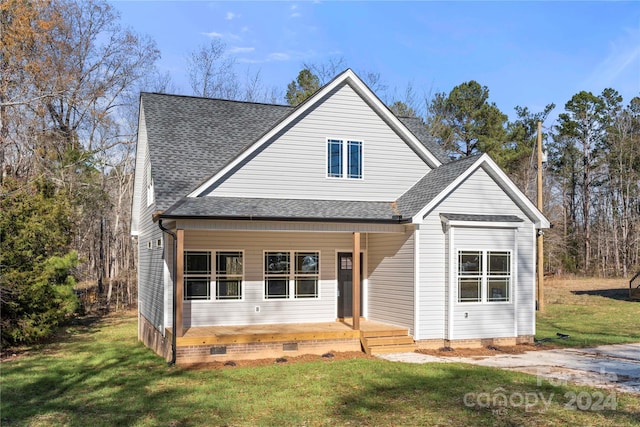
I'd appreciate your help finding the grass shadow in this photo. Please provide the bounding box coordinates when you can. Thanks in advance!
[572,288,633,302]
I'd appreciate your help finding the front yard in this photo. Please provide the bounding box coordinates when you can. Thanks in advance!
[1,277,639,426]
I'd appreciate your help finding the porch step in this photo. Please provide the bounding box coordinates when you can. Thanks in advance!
[360,329,416,355]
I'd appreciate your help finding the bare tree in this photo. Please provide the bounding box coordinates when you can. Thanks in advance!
[187,39,239,99]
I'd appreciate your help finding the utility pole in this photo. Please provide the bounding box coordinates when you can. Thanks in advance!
[536,121,544,311]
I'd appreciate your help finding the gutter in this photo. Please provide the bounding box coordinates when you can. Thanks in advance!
[157,213,412,224]
[158,218,177,366]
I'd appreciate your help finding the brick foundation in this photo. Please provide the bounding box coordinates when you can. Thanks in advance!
[175,338,361,365]
[139,313,172,362]
[416,336,532,350]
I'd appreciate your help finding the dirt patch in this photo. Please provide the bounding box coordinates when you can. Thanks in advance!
[417,343,559,358]
[184,351,375,370]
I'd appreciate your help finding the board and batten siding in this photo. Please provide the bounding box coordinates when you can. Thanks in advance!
[175,230,357,327]
[136,106,166,333]
[209,83,431,201]
[418,166,537,340]
[367,230,415,334]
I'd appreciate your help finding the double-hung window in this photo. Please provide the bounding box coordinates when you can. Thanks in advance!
[216,251,243,300]
[327,138,362,179]
[184,251,244,300]
[457,250,511,303]
[184,251,211,300]
[265,252,290,299]
[264,251,320,299]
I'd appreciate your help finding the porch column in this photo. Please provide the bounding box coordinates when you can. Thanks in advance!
[352,232,361,330]
[175,229,184,337]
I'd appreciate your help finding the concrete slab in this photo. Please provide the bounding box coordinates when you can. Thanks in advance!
[377,343,640,395]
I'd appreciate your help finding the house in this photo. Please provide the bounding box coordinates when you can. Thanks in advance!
[131,69,549,365]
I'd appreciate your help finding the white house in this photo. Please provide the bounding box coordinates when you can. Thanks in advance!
[131,69,549,364]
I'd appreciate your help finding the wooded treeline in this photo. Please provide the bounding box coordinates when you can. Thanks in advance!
[1,0,638,345]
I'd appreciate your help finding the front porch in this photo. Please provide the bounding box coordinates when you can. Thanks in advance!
[167,319,415,363]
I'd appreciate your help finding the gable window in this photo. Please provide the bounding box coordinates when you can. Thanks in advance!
[184,251,211,300]
[457,250,511,303]
[216,251,243,300]
[264,251,320,299]
[327,138,362,179]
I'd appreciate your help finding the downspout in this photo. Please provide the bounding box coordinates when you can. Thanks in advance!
[158,219,177,366]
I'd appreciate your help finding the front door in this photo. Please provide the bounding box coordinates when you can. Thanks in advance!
[337,252,363,318]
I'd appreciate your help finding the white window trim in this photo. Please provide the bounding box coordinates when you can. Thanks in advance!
[214,250,245,302]
[183,249,245,302]
[183,249,212,301]
[325,137,364,180]
[263,250,321,300]
[455,248,513,305]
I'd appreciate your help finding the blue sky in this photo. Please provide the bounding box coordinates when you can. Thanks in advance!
[114,1,640,123]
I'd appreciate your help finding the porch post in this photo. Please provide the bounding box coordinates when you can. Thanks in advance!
[352,232,361,330]
[175,229,184,337]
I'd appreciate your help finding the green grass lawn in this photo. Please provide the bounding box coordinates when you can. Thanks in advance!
[536,277,640,347]
[2,307,640,426]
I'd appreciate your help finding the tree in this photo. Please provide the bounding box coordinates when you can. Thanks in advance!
[426,81,508,159]
[187,39,238,99]
[552,91,611,271]
[389,101,417,118]
[0,178,79,345]
[286,68,320,106]
[504,104,555,198]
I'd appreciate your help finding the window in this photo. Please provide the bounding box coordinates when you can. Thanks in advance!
[264,251,320,299]
[295,252,319,298]
[487,251,510,302]
[265,252,290,299]
[458,251,482,302]
[327,138,362,179]
[146,168,154,206]
[184,251,211,300]
[216,251,243,300]
[457,250,511,303]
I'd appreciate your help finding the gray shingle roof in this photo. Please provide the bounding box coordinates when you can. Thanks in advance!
[396,154,481,217]
[440,213,523,222]
[142,93,293,211]
[142,91,472,222]
[162,196,401,222]
[398,116,451,164]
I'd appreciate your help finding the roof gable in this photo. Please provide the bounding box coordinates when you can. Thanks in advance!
[188,69,444,198]
[399,153,549,228]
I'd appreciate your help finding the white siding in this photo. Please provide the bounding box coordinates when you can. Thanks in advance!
[209,83,431,201]
[367,230,414,333]
[135,106,166,332]
[177,230,356,327]
[418,167,537,340]
[450,227,515,339]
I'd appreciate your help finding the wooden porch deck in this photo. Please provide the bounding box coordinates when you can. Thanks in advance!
[170,319,409,347]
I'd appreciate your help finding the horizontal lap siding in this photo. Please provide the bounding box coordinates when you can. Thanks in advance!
[367,231,414,333]
[181,230,353,327]
[211,83,430,201]
[517,223,536,336]
[418,167,537,340]
[452,228,515,339]
[418,217,446,340]
[137,108,165,332]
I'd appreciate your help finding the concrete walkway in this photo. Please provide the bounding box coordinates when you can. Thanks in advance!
[378,343,640,394]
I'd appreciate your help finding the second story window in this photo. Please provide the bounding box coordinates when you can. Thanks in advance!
[327,138,363,179]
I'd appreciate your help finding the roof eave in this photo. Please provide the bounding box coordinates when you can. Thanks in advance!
[157,212,412,224]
